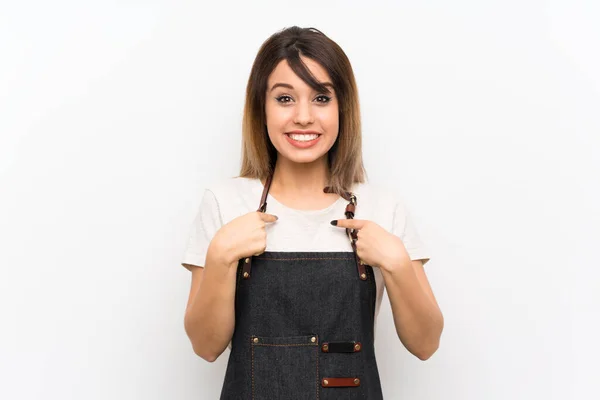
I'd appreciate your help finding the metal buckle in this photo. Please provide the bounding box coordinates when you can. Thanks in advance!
[347,229,356,245]
[258,202,267,213]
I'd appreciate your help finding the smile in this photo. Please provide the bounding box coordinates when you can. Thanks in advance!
[285,133,322,148]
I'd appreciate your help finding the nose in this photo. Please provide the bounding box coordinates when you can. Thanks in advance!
[293,100,314,125]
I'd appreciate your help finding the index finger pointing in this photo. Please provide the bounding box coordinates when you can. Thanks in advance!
[330,219,366,229]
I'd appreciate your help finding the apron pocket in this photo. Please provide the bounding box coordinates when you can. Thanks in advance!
[251,334,319,400]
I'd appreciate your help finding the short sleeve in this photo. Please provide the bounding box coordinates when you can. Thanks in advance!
[181,189,223,271]
[392,199,431,266]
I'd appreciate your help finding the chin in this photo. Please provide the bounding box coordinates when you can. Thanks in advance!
[281,152,325,164]
[271,135,335,165]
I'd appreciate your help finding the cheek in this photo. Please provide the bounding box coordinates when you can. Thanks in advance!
[265,106,292,146]
[266,102,291,125]
[264,103,275,126]
[318,107,339,132]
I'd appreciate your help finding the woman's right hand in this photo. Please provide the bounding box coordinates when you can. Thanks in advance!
[209,211,278,266]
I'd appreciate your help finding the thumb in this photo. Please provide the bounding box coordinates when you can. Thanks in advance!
[258,213,279,223]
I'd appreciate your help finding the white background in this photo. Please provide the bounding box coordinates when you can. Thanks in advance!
[1,1,598,399]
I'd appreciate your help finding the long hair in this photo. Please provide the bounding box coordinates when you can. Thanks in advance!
[238,26,367,195]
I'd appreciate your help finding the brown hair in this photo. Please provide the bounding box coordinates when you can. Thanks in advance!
[238,26,367,196]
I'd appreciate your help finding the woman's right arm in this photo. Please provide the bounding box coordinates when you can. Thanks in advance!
[183,241,238,362]
[183,211,278,362]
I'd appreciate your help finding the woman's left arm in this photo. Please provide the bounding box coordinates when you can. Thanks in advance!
[379,258,443,360]
[331,219,444,360]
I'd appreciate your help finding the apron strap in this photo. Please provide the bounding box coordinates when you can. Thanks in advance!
[325,187,367,279]
[241,173,273,279]
[338,192,367,281]
[258,172,274,213]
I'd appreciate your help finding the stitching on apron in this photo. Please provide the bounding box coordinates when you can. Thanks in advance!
[253,343,316,347]
[366,266,375,321]
[316,342,320,399]
[259,257,354,261]
[251,343,255,400]
[371,267,377,320]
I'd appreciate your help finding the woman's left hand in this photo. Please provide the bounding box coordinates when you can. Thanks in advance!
[331,219,412,272]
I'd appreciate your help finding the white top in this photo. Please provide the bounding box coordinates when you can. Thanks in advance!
[181,176,431,334]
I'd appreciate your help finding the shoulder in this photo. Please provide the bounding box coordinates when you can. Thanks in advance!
[204,176,259,198]
[201,176,263,223]
[351,181,413,233]
[352,181,402,211]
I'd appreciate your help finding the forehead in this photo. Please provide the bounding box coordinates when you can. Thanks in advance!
[268,56,331,87]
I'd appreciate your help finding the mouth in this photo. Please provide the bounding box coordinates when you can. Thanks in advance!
[284,132,322,149]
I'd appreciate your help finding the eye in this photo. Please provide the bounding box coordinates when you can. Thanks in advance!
[315,95,331,104]
[275,95,293,104]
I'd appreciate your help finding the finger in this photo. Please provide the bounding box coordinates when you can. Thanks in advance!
[258,213,279,223]
[330,219,366,229]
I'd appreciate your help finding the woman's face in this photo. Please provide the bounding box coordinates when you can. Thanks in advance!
[265,56,339,165]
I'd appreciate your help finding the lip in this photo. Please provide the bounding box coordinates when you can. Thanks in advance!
[285,131,322,149]
[287,130,322,135]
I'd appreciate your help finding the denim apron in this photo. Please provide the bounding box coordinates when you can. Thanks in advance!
[219,174,384,399]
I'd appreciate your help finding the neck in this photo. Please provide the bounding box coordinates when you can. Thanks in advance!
[269,155,330,197]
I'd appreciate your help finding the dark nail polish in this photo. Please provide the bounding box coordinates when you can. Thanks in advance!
[330,220,338,226]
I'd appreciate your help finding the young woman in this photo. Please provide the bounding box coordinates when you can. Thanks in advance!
[181,26,443,399]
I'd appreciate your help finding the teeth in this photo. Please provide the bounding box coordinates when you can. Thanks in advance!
[288,133,319,141]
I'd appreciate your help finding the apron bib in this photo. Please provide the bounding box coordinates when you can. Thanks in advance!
[220,174,384,399]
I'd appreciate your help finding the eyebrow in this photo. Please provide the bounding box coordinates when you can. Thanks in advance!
[269,82,335,93]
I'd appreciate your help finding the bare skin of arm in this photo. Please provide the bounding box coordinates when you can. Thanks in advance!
[183,244,237,362]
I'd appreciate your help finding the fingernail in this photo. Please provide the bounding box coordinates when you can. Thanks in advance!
[330,220,337,226]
